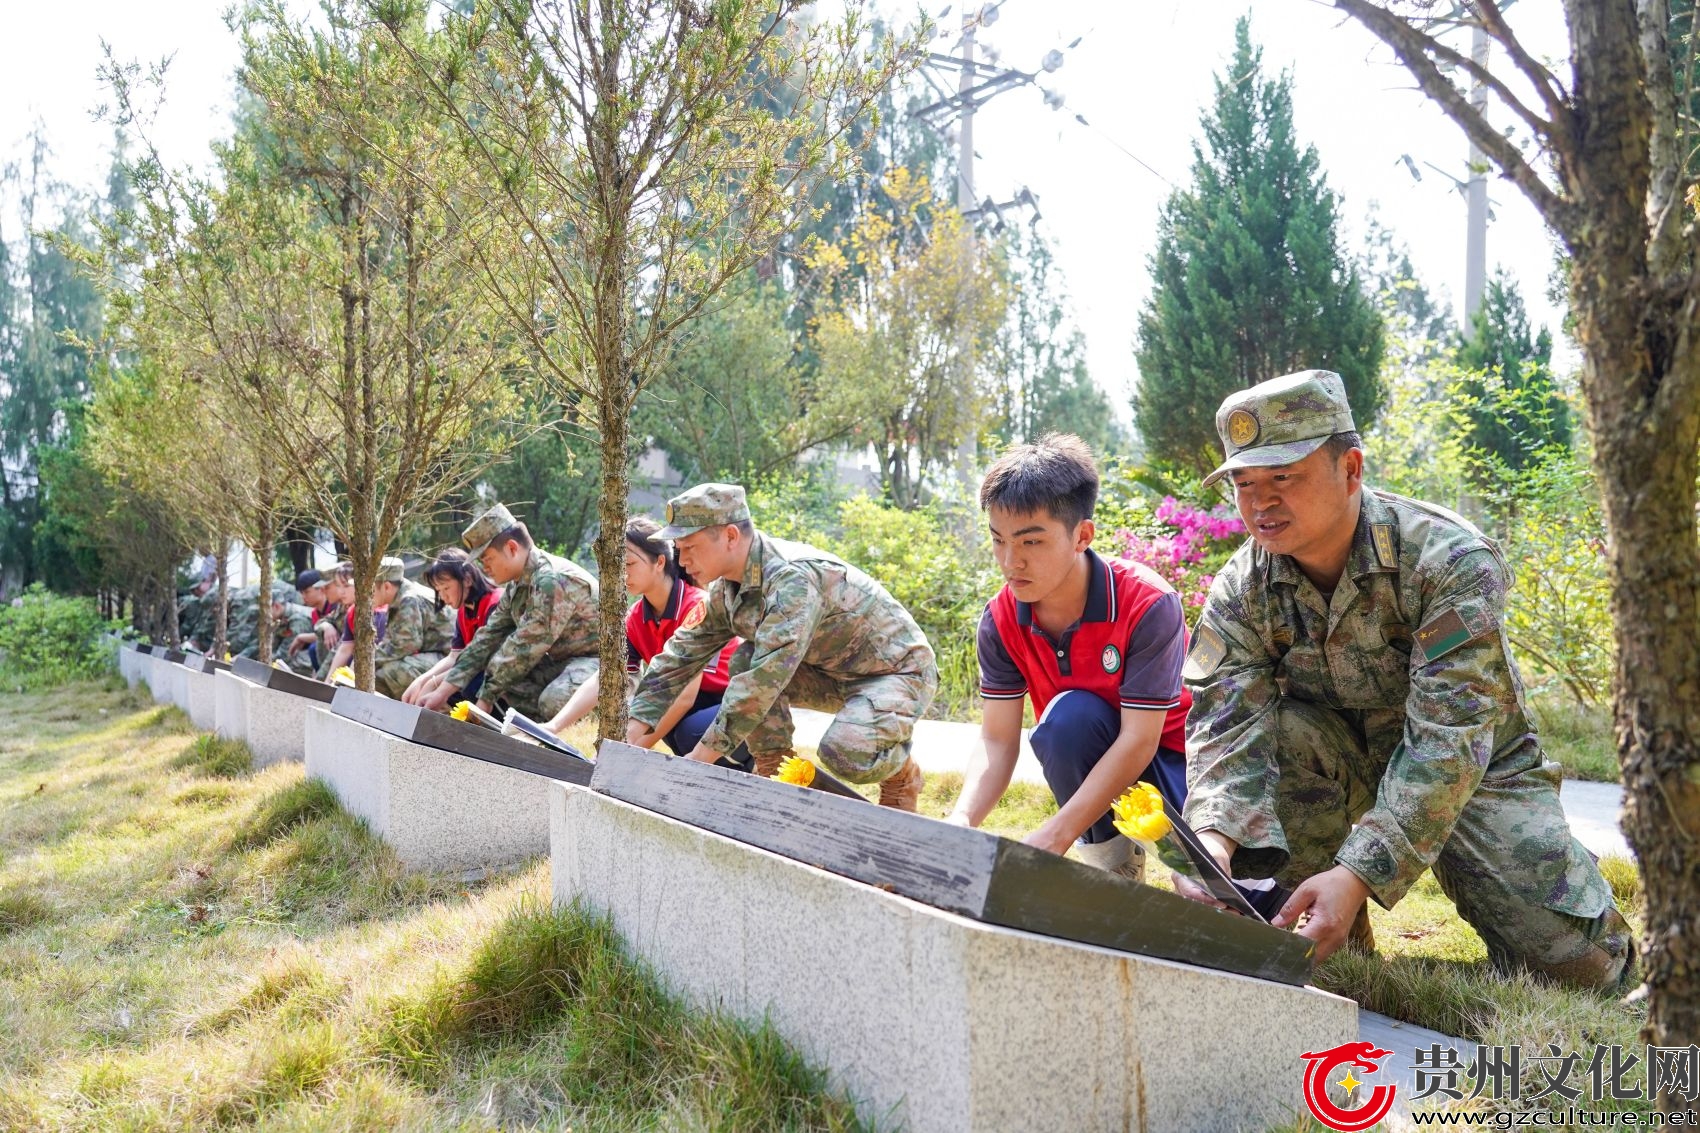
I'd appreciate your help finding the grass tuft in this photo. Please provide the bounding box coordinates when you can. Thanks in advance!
[138,705,194,735]
[172,733,252,778]
[1599,853,1642,911]
[1533,695,1619,782]
[231,778,340,850]
[0,889,55,934]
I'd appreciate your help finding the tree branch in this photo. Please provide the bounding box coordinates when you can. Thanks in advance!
[1335,0,1574,233]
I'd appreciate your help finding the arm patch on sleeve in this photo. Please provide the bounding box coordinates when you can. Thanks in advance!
[1183,624,1227,681]
[1414,606,1491,664]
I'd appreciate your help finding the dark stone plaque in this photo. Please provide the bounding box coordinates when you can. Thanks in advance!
[588,740,1314,987]
[230,656,337,703]
[329,686,594,786]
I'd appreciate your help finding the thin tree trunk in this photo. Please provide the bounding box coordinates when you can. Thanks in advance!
[255,517,275,669]
[213,540,230,659]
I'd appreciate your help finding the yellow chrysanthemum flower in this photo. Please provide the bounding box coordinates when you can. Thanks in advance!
[774,754,816,787]
[1110,781,1173,844]
[272,659,289,671]
[448,701,471,722]
[223,652,232,662]
[331,666,356,687]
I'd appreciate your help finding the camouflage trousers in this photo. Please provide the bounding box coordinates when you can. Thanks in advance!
[731,642,938,785]
[1273,700,1632,991]
[488,654,598,720]
[375,653,444,700]
[278,648,317,678]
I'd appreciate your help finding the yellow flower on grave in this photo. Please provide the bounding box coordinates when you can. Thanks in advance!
[272,659,289,671]
[331,666,356,687]
[775,755,816,787]
[223,652,232,662]
[1110,781,1172,844]
[448,701,471,722]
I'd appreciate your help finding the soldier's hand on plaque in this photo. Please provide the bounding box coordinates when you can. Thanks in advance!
[419,681,458,712]
[1272,865,1371,960]
[1173,829,1236,910]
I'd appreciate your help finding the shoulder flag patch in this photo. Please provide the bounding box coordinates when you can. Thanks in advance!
[1372,524,1397,569]
[1183,624,1227,681]
[680,601,706,631]
[1414,607,1480,664]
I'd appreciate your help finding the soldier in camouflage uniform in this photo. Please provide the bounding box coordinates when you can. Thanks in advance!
[226,585,262,658]
[371,556,454,698]
[1179,370,1632,989]
[177,579,214,651]
[626,483,937,810]
[269,596,320,675]
[419,504,599,719]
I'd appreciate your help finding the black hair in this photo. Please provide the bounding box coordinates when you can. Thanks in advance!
[1321,431,1363,463]
[423,547,497,612]
[627,516,697,587]
[978,432,1100,528]
[492,523,533,553]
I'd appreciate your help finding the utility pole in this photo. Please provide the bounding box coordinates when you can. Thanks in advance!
[1464,19,1490,324]
[957,14,976,211]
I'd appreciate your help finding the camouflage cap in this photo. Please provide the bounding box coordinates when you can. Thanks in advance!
[462,503,519,558]
[376,556,406,583]
[1202,369,1358,489]
[657,483,751,539]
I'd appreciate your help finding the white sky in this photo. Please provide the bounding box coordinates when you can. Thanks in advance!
[1,0,1574,420]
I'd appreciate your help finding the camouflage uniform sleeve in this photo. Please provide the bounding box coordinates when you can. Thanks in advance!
[446,593,515,690]
[1336,547,1508,906]
[630,594,735,730]
[480,571,579,701]
[374,598,423,666]
[695,567,824,757]
[1181,559,1289,880]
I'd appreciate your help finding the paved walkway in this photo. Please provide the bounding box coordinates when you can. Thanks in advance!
[792,709,1633,860]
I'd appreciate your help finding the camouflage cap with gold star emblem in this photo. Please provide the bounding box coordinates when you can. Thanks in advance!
[1202,369,1358,489]
[656,482,751,539]
[461,503,519,558]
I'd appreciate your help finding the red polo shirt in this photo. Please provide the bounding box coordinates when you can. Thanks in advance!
[625,579,736,695]
[452,588,504,649]
[978,549,1191,753]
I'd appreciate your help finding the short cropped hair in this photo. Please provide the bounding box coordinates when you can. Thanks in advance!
[493,523,533,552]
[1321,431,1363,463]
[978,433,1100,528]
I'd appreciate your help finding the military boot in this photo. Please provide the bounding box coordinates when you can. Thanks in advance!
[1075,833,1147,883]
[752,749,788,778]
[877,755,925,811]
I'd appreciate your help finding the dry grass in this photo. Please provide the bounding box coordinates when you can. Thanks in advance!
[0,679,874,1132]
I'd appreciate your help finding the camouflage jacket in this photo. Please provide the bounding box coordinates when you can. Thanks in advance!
[269,602,318,657]
[374,580,454,666]
[446,548,598,700]
[631,531,935,756]
[226,586,261,658]
[1182,488,1537,906]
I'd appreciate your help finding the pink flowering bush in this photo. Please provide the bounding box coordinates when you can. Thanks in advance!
[1115,496,1246,620]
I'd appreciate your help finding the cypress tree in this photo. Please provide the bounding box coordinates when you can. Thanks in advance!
[1134,16,1384,473]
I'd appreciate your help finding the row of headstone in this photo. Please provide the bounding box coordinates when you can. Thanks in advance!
[116,642,1356,1131]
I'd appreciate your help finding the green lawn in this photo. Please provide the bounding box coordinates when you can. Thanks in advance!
[0,679,870,1132]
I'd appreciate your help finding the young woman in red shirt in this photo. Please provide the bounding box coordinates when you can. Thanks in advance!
[403,548,504,706]
[544,517,744,763]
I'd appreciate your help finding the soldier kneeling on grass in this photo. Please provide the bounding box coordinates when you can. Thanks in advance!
[625,483,935,811]
[370,557,454,700]
[1176,368,1634,990]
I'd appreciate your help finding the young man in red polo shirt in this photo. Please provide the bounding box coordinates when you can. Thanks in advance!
[950,436,1283,914]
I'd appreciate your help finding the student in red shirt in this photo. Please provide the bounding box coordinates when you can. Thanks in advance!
[405,548,504,706]
[543,517,744,763]
[948,435,1280,917]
